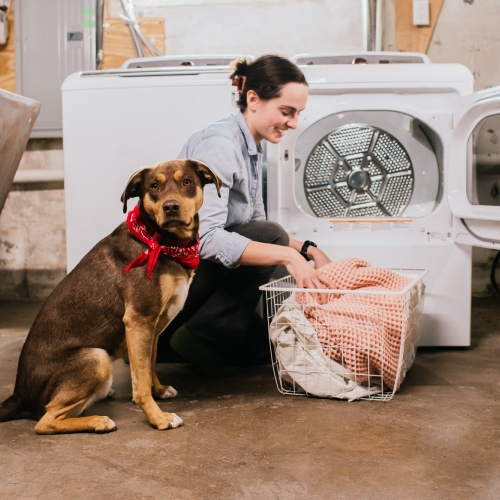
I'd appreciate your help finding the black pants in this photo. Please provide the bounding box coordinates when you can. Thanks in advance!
[158,221,289,358]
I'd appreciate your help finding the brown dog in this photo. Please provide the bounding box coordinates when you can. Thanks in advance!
[0,159,221,434]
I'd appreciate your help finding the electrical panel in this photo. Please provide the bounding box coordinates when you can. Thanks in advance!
[413,0,430,26]
[15,0,97,137]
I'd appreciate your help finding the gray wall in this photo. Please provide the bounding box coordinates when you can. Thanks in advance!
[107,0,366,57]
[0,140,65,299]
[428,0,500,92]
[1,0,499,299]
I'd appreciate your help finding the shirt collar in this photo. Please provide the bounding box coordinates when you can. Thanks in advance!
[234,110,263,156]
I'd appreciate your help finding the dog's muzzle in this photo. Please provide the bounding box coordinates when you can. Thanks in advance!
[162,200,180,216]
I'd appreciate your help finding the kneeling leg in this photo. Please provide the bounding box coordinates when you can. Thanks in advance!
[34,348,117,435]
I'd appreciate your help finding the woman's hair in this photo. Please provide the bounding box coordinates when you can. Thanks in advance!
[229,54,307,112]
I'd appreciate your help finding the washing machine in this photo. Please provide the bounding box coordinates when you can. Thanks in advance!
[62,53,500,346]
[62,59,241,275]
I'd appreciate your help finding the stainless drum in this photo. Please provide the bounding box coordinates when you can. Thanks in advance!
[294,111,441,219]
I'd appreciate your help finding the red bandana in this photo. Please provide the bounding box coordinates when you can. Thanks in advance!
[123,205,200,280]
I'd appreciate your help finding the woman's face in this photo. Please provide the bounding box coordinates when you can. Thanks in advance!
[245,82,308,144]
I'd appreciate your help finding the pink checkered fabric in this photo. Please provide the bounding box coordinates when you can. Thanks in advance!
[296,259,411,390]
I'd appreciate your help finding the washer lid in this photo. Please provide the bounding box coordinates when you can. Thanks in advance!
[291,52,432,65]
[449,85,500,249]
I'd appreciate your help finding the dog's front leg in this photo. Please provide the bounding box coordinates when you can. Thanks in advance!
[151,333,178,399]
[124,312,183,430]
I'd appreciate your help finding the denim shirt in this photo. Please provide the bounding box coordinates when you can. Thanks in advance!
[178,110,265,268]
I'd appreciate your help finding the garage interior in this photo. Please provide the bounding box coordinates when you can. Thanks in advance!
[1,1,500,498]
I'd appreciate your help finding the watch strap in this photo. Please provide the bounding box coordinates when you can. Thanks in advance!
[300,240,317,261]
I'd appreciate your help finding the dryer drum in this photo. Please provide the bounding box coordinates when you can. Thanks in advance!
[304,124,414,218]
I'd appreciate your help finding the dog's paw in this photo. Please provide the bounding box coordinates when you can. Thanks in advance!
[94,417,118,434]
[168,413,183,429]
[156,385,178,399]
[153,412,184,431]
[106,388,116,399]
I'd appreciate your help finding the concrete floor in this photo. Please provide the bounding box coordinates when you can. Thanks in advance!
[0,299,499,499]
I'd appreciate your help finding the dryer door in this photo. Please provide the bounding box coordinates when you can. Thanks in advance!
[449,86,500,248]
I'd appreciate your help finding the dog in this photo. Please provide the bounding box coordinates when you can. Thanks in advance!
[0,159,221,434]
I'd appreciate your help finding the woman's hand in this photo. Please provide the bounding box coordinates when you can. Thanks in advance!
[283,249,334,304]
[237,239,334,303]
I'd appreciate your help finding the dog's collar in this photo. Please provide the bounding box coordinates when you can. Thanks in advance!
[123,205,200,280]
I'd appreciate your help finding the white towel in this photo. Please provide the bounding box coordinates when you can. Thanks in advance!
[269,295,382,401]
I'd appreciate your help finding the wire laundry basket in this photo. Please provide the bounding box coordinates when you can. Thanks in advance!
[259,269,427,402]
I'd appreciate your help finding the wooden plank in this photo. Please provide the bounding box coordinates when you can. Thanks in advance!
[395,0,445,54]
[0,0,16,92]
[101,18,165,69]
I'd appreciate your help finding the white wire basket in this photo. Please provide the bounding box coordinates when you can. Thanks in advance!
[259,269,427,401]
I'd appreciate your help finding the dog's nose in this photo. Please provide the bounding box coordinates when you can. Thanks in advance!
[163,201,180,215]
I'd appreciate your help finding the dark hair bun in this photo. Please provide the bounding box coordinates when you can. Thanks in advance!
[229,58,250,80]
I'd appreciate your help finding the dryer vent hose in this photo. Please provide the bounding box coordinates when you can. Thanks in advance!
[490,251,500,295]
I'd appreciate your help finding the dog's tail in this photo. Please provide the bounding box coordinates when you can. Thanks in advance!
[0,394,23,422]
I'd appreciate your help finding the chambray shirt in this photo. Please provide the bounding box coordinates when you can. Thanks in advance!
[178,111,265,268]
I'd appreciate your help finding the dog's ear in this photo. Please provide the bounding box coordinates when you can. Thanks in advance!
[121,167,150,213]
[187,159,222,198]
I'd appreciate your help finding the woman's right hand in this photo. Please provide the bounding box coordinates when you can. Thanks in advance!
[284,249,334,304]
[237,240,334,303]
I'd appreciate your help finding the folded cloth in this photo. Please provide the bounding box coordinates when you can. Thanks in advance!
[269,294,381,401]
[296,259,412,391]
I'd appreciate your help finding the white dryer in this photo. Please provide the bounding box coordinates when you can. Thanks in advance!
[62,54,500,346]
[266,55,500,346]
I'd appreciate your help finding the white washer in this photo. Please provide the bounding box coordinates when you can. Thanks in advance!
[62,63,239,273]
[62,54,500,346]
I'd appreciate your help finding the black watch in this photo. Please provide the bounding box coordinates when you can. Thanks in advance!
[300,240,317,261]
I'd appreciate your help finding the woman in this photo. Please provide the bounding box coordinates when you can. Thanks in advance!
[160,55,333,376]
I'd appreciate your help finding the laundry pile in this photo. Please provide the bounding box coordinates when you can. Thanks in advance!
[269,259,422,400]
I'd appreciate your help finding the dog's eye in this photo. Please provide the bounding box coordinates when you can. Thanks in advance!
[150,182,159,190]
[183,179,192,186]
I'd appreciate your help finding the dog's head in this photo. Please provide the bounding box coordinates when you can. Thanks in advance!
[121,159,222,240]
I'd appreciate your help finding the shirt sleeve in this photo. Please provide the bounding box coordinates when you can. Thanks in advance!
[179,134,251,268]
[250,164,266,222]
